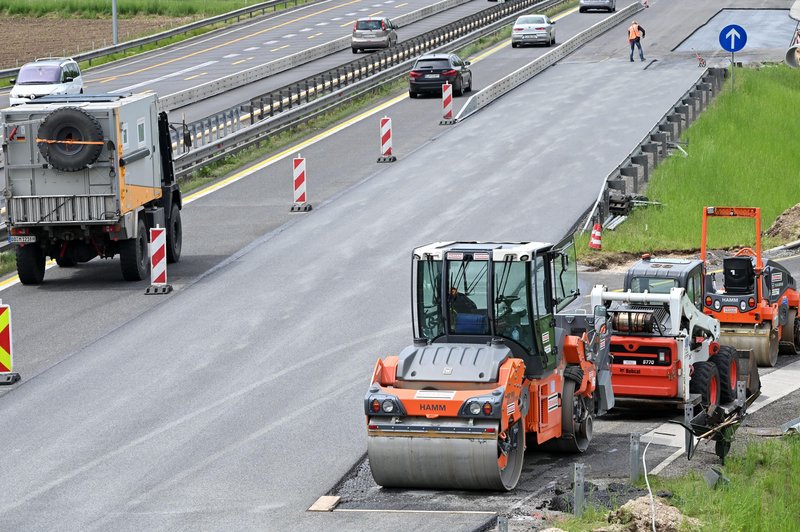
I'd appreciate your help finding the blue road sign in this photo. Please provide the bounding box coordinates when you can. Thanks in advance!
[719,24,747,53]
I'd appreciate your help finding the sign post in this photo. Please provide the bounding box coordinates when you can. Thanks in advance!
[719,24,747,90]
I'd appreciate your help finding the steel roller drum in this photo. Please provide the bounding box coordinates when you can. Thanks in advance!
[367,417,524,491]
[719,325,779,367]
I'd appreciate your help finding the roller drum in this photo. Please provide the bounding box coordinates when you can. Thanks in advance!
[367,417,524,491]
[786,44,800,68]
[718,324,778,367]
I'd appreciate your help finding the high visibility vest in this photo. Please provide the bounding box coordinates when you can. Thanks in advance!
[628,25,640,40]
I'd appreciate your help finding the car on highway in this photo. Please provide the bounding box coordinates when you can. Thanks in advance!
[579,0,616,13]
[351,17,398,53]
[408,53,473,98]
[511,14,556,48]
[9,57,83,105]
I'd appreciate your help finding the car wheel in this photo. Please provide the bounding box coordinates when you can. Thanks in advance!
[465,75,472,93]
[454,77,464,97]
[352,48,358,54]
[511,42,518,48]
[409,90,417,99]
[579,7,585,13]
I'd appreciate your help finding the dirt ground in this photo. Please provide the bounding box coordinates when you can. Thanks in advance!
[766,203,800,241]
[0,16,196,69]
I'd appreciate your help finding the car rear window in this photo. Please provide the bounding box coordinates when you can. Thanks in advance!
[518,16,546,24]
[356,20,383,30]
[414,59,451,70]
[17,65,61,84]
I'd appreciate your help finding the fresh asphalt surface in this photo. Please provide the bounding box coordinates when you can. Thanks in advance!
[0,1,795,530]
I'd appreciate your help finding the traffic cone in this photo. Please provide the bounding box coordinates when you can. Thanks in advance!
[589,223,603,250]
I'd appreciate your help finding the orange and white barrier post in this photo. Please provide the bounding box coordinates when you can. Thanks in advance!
[440,83,455,125]
[588,223,603,251]
[145,226,173,294]
[0,301,20,384]
[377,116,396,163]
[291,154,312,212]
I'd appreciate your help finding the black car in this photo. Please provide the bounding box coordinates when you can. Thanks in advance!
[408,53,473,98]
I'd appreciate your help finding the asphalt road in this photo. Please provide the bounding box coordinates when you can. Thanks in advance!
[0,1,794,530]
[0,0,499,115]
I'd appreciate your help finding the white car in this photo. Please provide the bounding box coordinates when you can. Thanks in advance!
[9,58,83,106]
[511,15,556,48]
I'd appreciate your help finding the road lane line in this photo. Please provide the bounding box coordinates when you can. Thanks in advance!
[308,32,324,39]
[270,45,290,52]
[110,61,217,94]
[184,72,207,81]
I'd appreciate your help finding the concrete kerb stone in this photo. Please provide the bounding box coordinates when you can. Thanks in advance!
[620,165,640,194]
[650,132,668,158]
[630,154,650,183]
[667,113,683,137]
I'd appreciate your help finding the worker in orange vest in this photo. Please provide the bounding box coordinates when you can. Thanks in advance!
[628,20,646,62]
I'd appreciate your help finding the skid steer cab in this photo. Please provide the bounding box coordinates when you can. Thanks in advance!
[364,239,615,492]
[2,93,183,284]
[701,206,800,367]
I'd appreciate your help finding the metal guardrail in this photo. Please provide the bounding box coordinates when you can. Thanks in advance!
[456,1,643,120]
[580,68,727,232]
[169,0,570,171]
[160,0,478,111]
[0,0,315,80]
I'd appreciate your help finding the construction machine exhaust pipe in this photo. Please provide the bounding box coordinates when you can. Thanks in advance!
[785,45,800,68]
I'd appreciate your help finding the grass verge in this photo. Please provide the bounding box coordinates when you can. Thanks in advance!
[0,0,268,18]
[577,65,800,259]
[556,434,800,531]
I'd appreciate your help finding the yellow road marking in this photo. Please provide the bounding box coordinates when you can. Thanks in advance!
[232,57,254,65]
[271,45,290,52]
[308,32,324,39]
[185,72,208,80]
[341,20,355,27]
[369,10,383,16]
[394,2,408,7]
[90,0,362,84]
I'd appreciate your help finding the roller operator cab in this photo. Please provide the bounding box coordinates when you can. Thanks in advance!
[365,239,615,491]
[2,93,183,284]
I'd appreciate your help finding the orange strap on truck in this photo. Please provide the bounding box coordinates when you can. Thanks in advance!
[35,138,105,145]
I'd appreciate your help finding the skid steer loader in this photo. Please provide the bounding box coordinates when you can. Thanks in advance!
[701,207,800,367]
[364,239,615,491]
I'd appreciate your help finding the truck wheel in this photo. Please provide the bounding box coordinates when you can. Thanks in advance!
[56,256,77,268]
[119,219,149,281]
[37,107,104,172]
[712,346,738,403]
[166,204,182,263]
[689,361,720,409]
[17,245,46,285]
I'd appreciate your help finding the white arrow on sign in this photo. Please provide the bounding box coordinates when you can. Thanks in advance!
[726,27,741,50]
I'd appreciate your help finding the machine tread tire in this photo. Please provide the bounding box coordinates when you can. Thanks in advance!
[119,219,149,281]
[166,204,182,264]
[690,361,720,408]
[564,365,584,384]
[16,245,46,285]
[55,256,77,268]
[712,346,738,403]
[37,107,104,172]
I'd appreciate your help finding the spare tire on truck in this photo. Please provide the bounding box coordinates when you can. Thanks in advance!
[37,107,104,171]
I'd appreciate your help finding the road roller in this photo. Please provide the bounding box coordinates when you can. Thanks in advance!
[364,239,615,491]
[701,207,800,367]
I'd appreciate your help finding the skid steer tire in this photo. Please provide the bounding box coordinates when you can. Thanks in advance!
[16,245,46,285]
[119,219,149,281]
[690,361,720,409]
[712,346,738,403]
[564,365,584,385]
[37,107,104,172]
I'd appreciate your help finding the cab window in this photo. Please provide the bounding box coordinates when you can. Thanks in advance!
[494,261,534,354]
[416,259,444,340]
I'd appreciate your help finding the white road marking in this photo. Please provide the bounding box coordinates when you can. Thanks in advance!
[222,53,239,58]
[111,61,217,94]
[316,22,329,26]
[331,17,342,20]
[300,28,312,32]
[283,33,297,38]
[243,46,260,51]
[264,40,278,45]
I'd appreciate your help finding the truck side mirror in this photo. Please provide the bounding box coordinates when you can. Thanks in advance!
[182,128,192,149]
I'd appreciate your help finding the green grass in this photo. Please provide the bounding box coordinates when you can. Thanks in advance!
[557,434,800,532]
[0,251,15,278]
[579,65,800,256]
[0,0,267,18]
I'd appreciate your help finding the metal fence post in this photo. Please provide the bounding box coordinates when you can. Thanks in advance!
[629,433,641,483]
[573,462,585,517]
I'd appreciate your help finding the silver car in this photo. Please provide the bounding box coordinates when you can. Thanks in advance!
[579,0,616,13]
[9,58,83,106]
[351,17,398,53]
[511,15,556,48]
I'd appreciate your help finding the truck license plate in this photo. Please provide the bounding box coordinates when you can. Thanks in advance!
[9,235,36,243]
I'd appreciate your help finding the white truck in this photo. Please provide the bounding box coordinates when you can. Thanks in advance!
[2,92,183,283]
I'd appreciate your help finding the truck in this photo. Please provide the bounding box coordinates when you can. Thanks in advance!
[2,92,182,284]
[364,239,615,491]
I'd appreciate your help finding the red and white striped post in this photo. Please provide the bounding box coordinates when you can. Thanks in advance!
[145,226,173,294]
[377,116,396,163]
[291,154,312,212]
[440,83,455,125]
